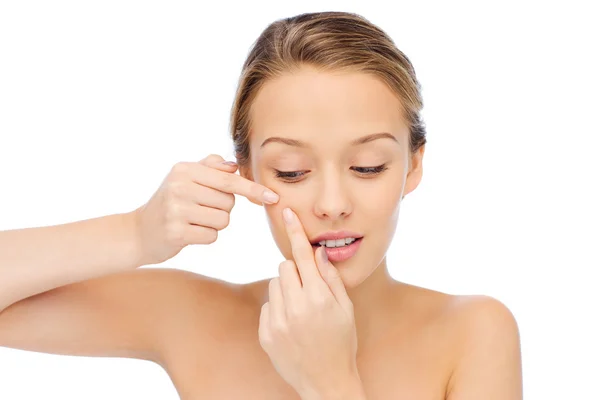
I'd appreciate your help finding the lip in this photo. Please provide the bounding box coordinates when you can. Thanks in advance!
[312,237,363,263]
[309,230,364,245]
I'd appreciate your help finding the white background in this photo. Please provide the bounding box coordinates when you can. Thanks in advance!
[1,0,598,399]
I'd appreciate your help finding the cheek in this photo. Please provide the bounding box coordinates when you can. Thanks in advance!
[263,201,297,258]
[358,181,402,221]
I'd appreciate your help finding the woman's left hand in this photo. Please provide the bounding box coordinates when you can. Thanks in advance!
[258,207,361,399]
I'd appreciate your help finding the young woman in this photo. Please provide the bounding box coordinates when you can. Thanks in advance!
[0,11,522,400]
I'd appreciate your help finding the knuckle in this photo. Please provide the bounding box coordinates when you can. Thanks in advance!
[171,161,189,176]
[272,319,288,335]
[259,332,272,348]
[287,303,307,321]
[225,193,235,210]
[165,201,182,222]
[215,211,230,230]
[168,181,187,198]
[260,302,269,314]
[279,259,296,269]
[268,278,281,294]
[204,154,224,163]
[309,292,331,308]
[220,173,235,192]
[278,260,296,276]
[204,228,218,244]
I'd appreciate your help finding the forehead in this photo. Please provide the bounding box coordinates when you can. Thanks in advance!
[249,66,407,144]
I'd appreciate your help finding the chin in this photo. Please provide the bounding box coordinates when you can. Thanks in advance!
[328,251,382,290]
[338,272,365,290]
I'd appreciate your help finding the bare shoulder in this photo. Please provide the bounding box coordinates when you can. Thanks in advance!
[148,270,263,389]
[110,268,248,364]
[443,294,523,399]
[90,267,248,348]
[396,284,520,339]
[135,266,247,324]
[136,267,243,301]
[387,284,522,398]
[444,294,520,331]
[103,267,244,316]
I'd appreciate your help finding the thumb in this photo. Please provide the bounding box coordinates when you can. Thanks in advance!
[316,246,351,307]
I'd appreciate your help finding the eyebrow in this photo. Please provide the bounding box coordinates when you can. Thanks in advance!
[260,132,399,148]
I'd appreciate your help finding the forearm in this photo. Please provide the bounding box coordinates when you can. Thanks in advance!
[0,211,142,311]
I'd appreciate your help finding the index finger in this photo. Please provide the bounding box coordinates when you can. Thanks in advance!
[191,164,280,205]
[282,208,323,288]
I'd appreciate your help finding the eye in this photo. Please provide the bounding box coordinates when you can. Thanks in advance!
[273,164,388,183]
[274,170,309,183]
[351,164,388,176]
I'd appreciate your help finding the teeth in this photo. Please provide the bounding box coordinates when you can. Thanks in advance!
[318,238,357,248]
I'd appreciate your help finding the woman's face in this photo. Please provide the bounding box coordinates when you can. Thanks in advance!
[243,65,424,288]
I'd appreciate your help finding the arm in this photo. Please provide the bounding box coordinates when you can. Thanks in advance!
[0,155,276,364]
[0,155,279,314]
[0,267,235,364]
[0,208,223,364]
[0,211,142,313]
[445,295,523,400]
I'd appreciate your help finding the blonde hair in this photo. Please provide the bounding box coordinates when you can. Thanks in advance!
[229,11,427,167]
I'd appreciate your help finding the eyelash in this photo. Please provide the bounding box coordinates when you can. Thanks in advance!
[274,164,388,183]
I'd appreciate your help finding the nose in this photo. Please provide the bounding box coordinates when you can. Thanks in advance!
[313,168,353,221]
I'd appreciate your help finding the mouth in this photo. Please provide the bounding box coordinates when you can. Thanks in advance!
[311,237,363,263]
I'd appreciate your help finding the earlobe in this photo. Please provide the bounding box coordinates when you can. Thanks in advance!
[403,145,425,197]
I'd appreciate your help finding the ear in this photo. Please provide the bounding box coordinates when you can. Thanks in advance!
[403,144,425,198]
[239,164,253,181]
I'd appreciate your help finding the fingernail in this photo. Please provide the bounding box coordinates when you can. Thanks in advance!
[283,208,294,225]
[319,246,329,264]
[221,161,238,166]
[262,190,279,204]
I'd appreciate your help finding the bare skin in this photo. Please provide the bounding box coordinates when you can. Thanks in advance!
[0,65,522,399]
[164,273,456,399]
[0,266,520,399]
[159,258,520,399]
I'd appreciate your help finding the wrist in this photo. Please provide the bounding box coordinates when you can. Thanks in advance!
[123,209,145,268]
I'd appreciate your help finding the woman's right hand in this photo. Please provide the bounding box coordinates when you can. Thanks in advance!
[132,154,279,266]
